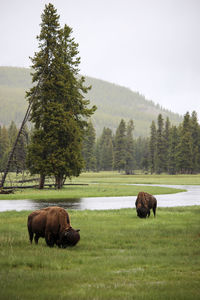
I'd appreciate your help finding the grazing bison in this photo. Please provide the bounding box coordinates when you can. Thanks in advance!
[135,192,157,218]
[27,206,80,248]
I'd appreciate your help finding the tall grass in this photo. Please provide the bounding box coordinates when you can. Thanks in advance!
[0,207,199,299]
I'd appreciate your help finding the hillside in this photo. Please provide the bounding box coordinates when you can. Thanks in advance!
[0,66,182,137]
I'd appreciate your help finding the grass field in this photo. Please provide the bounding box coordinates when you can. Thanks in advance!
[0,207,199,299]
[1,171,198,200]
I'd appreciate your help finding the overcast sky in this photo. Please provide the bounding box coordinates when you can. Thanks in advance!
[1,0,200,118]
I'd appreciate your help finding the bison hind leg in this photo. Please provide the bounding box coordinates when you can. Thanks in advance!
[153,206,156,217]
[34,234,40,244]
[28,229,33,244]
[29,232,33,244]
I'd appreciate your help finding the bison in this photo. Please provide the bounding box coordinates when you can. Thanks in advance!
[27,206,80,248]
[135,192,157,218]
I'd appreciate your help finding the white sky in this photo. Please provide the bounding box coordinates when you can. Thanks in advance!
[1,0,200,118]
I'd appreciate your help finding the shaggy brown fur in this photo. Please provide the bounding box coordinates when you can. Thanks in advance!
[27,206,80,248]
[135,192,157,218]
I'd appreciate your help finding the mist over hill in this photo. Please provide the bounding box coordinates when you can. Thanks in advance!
[0,66,182,137]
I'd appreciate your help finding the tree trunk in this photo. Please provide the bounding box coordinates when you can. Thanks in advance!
[38,174,45,189]
[55,175,63,189]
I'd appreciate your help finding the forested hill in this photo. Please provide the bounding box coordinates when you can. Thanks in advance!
[0,66,182,137]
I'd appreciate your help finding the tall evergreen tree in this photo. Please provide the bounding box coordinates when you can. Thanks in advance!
[176,112,193,173]
[149,120,157,174]
[8,121,18,147]
[168,125,179,174]
[125,120,135,174]
[113,119,126,172]
[82,120,96,171]
[135,137,148,170]
[163,117,170,172]
[141,138,150,172]
[99,127,114,171]
[0,126,10,172]
[190,111,200,173]
[26,4,96,188]
[155,114,165,174]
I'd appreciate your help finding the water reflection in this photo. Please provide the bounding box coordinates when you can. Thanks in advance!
[0,185,200,212]
[0,198,82,212]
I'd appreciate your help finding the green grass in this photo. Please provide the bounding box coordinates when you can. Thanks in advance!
[0,207,200,299]
[0,184,185,200]
[72,171,200,185]
[1,171,196,200]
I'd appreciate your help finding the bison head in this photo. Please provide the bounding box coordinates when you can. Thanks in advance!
[137,207,148,218]
[59,228,80,248]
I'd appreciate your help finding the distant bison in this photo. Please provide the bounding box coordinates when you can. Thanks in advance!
[135,192,157,218]
[27,206,80,248]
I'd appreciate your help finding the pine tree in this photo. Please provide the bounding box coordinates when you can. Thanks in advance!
[125,120,135,174]
[99,128,114,171]
[26,4,96,188]
[113,119,126,172]
[8,121,18,147]
[0,126,10,172]
[135,137,146,169]
[155,114,165,174]
[141,138,149,172]
[95,138,101,172]
[176,112,193,173]
[163,117,171,172]
[149,121,157,174]
[82,120,96,171]
[168,125,179,174]
[190,111,200,173]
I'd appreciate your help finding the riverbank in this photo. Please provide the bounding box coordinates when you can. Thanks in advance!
[0,184,185,200]
[1,171,194,200]
[0,207,199,299]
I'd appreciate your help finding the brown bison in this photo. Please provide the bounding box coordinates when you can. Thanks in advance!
[135,192,157,218]
[27,206,80,248]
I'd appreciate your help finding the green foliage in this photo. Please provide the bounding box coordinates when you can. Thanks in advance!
[149,111,200,174]
[82,120,96,171]
[155,114,165,173]
[149,120,157,173]
[26,3,96,188]
[0,126,10,171]
[98,127,114,171]
[124,120,135,174]
[0,121,29,173]
[168,126,179,174]
[113,119,127,171]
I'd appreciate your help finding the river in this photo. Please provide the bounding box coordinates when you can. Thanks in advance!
[0,184,200,212]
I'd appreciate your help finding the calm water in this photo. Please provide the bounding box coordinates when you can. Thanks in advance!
[0,184,200,212]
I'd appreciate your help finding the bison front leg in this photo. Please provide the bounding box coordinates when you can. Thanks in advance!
[45,233,55,247]
[147,210,150,218]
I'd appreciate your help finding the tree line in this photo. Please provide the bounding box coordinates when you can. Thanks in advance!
[0,121,28,173]
[0,110,199,183]
[82,111,200,174]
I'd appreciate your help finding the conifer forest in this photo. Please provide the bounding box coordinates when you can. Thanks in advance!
[1,111,200,179]
[0,3,200,188]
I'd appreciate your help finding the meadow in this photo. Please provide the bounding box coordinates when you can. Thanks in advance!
[0,172,199,299]
[0,207,199,299]
[1,171,198,200]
